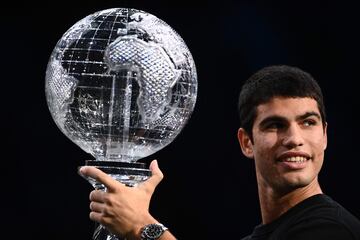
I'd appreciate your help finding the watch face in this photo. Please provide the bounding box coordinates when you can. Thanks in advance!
[141,224,165,239]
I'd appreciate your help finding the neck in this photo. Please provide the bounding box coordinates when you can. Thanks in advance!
[258,177,322,224]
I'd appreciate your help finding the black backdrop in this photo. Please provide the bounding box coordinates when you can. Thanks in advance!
[3,0,359,239]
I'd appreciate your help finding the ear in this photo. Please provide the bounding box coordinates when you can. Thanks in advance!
[237,128,254,159]
[323,122,328,150]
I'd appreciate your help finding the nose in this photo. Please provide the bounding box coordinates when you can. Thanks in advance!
[282,123,304,148]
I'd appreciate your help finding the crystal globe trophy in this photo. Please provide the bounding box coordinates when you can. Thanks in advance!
[45,8,197,240]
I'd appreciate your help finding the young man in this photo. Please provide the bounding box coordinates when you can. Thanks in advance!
[80,65,360,240]
[237,65,360,239]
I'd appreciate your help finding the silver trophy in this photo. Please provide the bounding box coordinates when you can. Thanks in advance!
[45,8,197,240]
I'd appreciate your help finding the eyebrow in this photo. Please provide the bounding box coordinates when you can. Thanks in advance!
[298,111,321,121]
[259,111,321,128]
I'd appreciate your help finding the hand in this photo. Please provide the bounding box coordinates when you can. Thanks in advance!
[79,160,163,239]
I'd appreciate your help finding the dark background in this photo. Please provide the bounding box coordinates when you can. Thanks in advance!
[2,0,359,239]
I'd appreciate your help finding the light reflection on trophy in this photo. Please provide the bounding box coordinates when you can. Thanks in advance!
[45,8,197,240]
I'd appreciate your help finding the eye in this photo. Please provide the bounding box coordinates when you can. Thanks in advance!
[302,119,317,127]
[265,122,285,130]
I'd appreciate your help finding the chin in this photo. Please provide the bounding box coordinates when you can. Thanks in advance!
[286,176,313,189]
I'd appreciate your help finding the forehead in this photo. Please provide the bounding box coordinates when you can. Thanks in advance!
[255,97,320,122]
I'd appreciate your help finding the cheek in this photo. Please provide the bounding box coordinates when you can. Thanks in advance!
[254,133,278,152]
[307,134,326,170]
[310,133,327,154]
[253,135,278,163]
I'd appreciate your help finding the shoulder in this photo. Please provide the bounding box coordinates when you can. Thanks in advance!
[283,219,358,240]
[240,236,251,240]
[283,199,360,240]
[275,195,360,240]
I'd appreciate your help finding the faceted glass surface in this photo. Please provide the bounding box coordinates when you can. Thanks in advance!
[45,8,197,162]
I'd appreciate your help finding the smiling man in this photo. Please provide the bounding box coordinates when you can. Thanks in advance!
[79,65,360,240]
[237,65,360,239]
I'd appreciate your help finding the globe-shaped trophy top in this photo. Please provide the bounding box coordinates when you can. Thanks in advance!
[45,8,197,162]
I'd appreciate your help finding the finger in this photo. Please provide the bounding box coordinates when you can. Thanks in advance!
[79,166,119,191]
[142,160,163,192]
[90,201,104,213]
[89,190,106,203]
[89,211,102,223]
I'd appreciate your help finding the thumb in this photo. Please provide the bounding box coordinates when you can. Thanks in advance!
[142,160,164,192]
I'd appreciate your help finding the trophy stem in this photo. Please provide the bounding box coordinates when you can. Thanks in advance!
[80,160,151,240]
[122,69,134,150]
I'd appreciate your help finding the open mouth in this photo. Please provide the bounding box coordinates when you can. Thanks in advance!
[278,154,311,170]
[281,156,309,163]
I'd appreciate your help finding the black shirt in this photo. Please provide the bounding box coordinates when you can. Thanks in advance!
[241,194,360,240]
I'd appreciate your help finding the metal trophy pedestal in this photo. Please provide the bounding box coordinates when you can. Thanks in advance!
[80,160,151,240]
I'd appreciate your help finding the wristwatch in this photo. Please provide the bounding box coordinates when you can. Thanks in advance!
[140,223,168,240]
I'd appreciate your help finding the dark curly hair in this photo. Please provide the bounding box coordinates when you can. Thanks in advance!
[238,65,326,141]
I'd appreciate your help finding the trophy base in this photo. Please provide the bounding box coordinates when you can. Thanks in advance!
[82,160,152,188]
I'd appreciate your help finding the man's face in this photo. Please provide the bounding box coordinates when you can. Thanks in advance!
[239,97,327,194]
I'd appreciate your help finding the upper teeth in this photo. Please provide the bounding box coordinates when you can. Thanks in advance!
[284,156,308,162]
